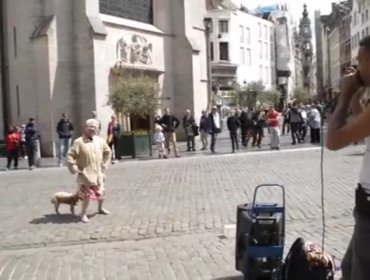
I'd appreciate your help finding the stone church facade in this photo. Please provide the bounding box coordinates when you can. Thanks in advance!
[0,0,208,156]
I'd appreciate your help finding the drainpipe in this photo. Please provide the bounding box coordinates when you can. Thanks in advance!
[0,0,10,138]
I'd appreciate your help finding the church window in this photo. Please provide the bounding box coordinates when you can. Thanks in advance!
[99,0,153,24]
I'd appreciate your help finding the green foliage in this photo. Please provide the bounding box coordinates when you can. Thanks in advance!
[258,89,280,107]
[293,87,311,104]
[109,76,160,117]
[245,81,265,92]
[236,81,280,108]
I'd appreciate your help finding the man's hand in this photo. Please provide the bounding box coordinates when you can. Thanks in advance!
[340,67,362,99]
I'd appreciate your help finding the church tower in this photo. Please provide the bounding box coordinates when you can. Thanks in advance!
[299,4,313,89]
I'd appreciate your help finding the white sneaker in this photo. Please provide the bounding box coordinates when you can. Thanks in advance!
[98,208,110,215]
[81,215,89,223]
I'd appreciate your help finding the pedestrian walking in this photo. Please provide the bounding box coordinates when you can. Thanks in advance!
[66,119,111,223]
[252,110,265,148]
[25,118,40,170]
[160,108,180,157]
[308,104,322,144]
[199,110,209,150]
[227,110,240,153]
[56,113,74,166]
[208,106,221,153]
[266,106,280,150]
[289,103,303,145]
[154,125,167,158]
[5,126,20,170]
[183,109,196,151]
[107,115,122,163]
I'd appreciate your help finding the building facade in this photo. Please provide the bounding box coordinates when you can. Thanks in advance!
[315,10,326,99]
[298,5,313,91]
[269,8,296,105]
[351,0,370,64]
[206,4,275,94]
[0,0,208,154]
[318,1,351,100]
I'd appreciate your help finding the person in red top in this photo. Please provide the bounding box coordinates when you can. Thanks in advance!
[6,126,21,170]
[266,106,281,150]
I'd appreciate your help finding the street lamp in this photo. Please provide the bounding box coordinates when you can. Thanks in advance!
[204,17,213,111]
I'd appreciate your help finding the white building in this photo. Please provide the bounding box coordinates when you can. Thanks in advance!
[329,27,341,92]
[269,9,296,102]
[0,0,208,152]
[206,4,276,92]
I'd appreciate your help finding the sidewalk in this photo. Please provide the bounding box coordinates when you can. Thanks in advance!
[0,128,327,170]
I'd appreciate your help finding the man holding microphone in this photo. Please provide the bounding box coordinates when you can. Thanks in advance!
[327,36,370,279]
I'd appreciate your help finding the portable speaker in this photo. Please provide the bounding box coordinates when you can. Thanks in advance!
[235,202,284,277]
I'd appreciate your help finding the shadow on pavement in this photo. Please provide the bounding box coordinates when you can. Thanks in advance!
[30,213,81,224]
[212,276,244,280]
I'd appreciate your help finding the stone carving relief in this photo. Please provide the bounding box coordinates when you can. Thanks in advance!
[116,34,153,65]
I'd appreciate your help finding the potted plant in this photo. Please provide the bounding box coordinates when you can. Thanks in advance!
[108,75,160,158]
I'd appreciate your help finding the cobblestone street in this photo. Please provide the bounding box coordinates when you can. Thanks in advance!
[0,145,364,279]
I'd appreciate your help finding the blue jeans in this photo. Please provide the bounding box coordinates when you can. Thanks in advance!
[58,138,71,164]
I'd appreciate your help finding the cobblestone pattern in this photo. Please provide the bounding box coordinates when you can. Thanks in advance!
[0,147,362,250]
[0,218,352,280]
[0,145,363,279]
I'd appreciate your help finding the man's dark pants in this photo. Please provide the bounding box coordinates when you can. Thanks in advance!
[26,141,36,167]
[211,131,217,152]
[6,149,18,169]
[229,131,238,151]
[290,123,301,144]
[341,209,370,280]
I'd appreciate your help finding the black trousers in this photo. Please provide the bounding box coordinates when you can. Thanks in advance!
[252,127,263,146]
[26,142,36,167]
[230,131,239,151]
[241,127,246,146]
[187,135,195,150]
[108,136,120,160]
[211,132,218,152]
[282,120,290,135]
[300,125,307,141]
[310,128,320,143]
[7,149,19,168]
[290,123,301,144]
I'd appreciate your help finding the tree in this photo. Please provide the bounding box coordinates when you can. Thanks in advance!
[257,89,280,107]
[109,76,160,118]
[237,81,265,108]
[293,87,311,104]
[108,76,160,132]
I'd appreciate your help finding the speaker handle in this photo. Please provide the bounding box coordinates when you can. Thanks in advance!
[252,184,286,243]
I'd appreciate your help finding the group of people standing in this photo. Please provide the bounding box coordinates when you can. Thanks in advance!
[4,110,123,171]
[153,106,223,158]
[5,118,41,170]
[282,101,322,145]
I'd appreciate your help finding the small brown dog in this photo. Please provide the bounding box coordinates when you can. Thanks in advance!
[51,192,81,215]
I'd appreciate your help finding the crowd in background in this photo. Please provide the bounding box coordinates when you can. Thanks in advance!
[3,100,324,169]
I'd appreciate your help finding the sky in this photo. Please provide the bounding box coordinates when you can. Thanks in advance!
[245,0,334,24]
